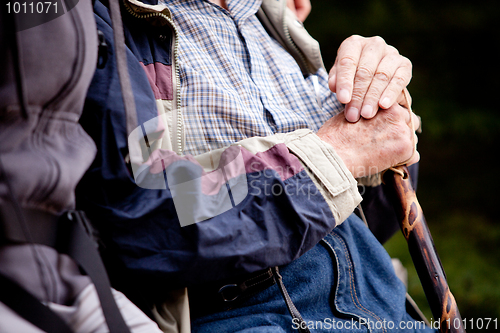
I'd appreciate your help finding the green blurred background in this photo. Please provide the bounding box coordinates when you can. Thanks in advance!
[305,0,500,331]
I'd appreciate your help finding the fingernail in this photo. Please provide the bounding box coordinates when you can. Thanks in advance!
[338,89,350,104]
[380,97,391,109]
[361,105,373,118]
[345,107,359,122]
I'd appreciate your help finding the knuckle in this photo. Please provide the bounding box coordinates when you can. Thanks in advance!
[365,88,382,102]
[386,45,399,55]
[413,151,421,164]
[388,109,410,129]
[303,1,312,11]
[398,57,413,76]
[370,36,386,45]
[348,34,363,42]
[365,84,385,101]
[355,65,374,81]
[393,74,408,86]
[401,56,412,68]
[413,114,421,131]
[374,71,391,83]
[338,55,358,69]
[350,89,364,103]
[340,35,360,50]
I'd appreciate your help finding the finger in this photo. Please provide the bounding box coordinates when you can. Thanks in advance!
[406,129,419,165]
[286,0,297,16]
[408,131,420,165]
[360,50,404,117]
[400,131,419,166]
[333,36,364,105]
[411,112,421,132]
[400,108,420,132]
[294,0,311,22]
[406,150,420,167]
[390,103,412,124]
[346,39,387,121]
[379,56,412,109]
[415,115,422,133]
[328,66,337,93]
[397,88,412,110]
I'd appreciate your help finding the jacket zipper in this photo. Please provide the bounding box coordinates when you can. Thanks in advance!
[123,2,183,155]
[280,8,313,75]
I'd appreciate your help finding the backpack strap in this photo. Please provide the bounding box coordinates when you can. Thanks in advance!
[0,272,73,333]
[0,0,137,330]
[0,204,132,333]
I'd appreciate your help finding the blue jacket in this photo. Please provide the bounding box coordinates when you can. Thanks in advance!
[77,0,416,296]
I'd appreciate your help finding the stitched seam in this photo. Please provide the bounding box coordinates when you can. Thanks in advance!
[273,267,305,324]
[278,277,302,320]
[332,232,386,333]
[321,238,371,333]
[243,270,273,288]
[283,289,300,316]
[322,237,377,333]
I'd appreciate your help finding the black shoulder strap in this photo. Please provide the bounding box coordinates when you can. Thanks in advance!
[0,205,132,333]
[0,272,73,333]
[0,0,137,331]
[59,211,133,333]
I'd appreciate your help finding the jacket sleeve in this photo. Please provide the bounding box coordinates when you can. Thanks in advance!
[79,119,361,291]
[77,2,360,292]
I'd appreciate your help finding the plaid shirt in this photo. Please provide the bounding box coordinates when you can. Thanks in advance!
[163,0,343,155]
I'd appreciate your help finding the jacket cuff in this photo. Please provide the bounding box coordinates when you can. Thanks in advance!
[281,129,362,225]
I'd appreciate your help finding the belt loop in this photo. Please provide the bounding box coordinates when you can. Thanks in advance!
[271,267,311,333]
[190,268,276,318]
[218,284,243,302]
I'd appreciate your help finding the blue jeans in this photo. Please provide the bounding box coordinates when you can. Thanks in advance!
[192,215,437,332]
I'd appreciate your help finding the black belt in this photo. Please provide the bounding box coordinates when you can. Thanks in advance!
[0,203,131,333]
[189,266,311,333]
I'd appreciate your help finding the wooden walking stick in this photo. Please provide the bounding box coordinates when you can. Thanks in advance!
[384,166,465,333]
[382,90,465,332]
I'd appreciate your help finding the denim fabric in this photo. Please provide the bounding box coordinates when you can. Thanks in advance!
[192,214,437,332]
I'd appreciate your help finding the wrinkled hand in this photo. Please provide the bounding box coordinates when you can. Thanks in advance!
[286,0,311,22]
[328,35,412,122]
[317,104,420,178]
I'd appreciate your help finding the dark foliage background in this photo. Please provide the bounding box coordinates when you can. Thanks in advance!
[305,1,500,330]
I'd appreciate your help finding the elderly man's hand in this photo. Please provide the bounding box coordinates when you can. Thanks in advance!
[328,35,412,122]
[317,104,420,178]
